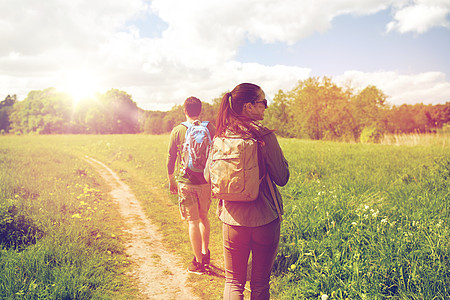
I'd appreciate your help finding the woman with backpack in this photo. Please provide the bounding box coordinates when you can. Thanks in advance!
[204,83,289,299]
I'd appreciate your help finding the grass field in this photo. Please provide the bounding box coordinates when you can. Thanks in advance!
[0,136,136,299]
[1,134,449,299]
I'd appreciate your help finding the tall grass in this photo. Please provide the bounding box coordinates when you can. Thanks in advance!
[381,132,449,147]
[272,139,449,299]
[1,134,448,299]
[0,136,135,299]
[2,134,226,299]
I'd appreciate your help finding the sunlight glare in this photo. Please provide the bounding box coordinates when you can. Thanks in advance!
[61,69,99,105]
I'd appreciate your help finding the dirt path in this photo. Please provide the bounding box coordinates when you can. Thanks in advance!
[85,156,198,300]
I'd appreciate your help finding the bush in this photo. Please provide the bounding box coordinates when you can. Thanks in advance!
[0,198,42,249]
[360,126,383,143]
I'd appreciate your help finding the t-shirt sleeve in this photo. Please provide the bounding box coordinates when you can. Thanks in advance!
[167,128,180,175]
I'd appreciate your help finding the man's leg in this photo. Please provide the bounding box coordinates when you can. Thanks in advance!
[178,182,204,272]
[188,219,203,264]
[198,183,212,260]
[199,215,210,255]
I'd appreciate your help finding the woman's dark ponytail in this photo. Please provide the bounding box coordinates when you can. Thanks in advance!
[215,83,265,138]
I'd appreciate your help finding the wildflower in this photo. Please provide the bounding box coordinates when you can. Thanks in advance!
[322,294,329,300]
[381,218,388,224]
[351,222,357,226]
[111,233,116,238]
[364,205,369,210]
[290,264,296,271]
[15,194,19,198]
[71,213,82,219]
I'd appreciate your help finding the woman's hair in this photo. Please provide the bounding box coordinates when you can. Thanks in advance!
[215,83,265,138]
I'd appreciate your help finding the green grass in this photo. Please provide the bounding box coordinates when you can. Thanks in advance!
[1,135,448,299]
[0,136,135,299]
[272,139,449,299]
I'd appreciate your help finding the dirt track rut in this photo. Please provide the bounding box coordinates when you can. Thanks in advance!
[85,156,198,300]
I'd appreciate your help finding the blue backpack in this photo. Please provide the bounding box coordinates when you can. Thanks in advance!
[181,120,212,173]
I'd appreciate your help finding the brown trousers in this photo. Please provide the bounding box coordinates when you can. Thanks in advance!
[223,218,281,300]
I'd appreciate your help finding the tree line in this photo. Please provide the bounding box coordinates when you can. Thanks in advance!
[1,88,140,135]
[1,77,448,142]
[265,77,449,142]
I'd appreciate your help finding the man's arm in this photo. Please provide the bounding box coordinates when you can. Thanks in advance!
[168,173,178,194]
[167,128,180,194]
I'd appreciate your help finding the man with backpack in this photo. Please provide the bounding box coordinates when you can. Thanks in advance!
[167,96,215,274]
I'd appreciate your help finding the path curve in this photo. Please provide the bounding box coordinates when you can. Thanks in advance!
[85,156,198,300]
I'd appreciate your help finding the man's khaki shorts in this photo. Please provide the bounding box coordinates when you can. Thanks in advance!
[178,182,211,221]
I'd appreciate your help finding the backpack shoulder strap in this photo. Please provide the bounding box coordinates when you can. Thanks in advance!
[181,121,192,129]
[200,121,212,141]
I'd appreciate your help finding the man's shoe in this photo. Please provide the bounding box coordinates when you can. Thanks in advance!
[202,250,210,266]
[187,257,205,275]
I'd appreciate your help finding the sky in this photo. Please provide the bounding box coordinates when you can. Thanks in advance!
[1,0,449,111]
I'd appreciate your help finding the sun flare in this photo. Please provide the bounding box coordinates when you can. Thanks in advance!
[61,69,99,105]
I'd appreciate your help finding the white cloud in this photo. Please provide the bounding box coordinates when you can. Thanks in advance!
[0,0,448,111]
[151,0,394,46]
[335,70,450,105]
[123,61,311,111]
[387,0,450,33]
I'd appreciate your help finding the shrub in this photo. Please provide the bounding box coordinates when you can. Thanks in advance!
[0,198,42,249]
[360,126,383,143]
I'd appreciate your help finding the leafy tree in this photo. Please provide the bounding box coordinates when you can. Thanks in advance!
[386,102,449,134]
[283,77,354,140]
[264,90,295,137]
[6,81,448,138]
[350,85,388,140]
[0,95,17,133]
[162,105,184,133]
[10,88,72,134]
[72,89,141,134]
[97,89,140,134]
[200,102,217,124]
[143,111,166,134]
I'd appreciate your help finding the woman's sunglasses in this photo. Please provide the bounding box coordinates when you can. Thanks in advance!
[254,99,268,108]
